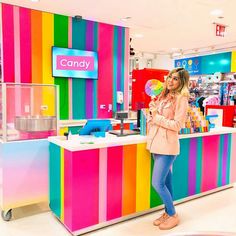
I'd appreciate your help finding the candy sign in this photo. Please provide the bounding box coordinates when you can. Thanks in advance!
[52,47,98,79]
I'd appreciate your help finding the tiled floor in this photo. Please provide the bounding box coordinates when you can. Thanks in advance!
[1,187,236,236]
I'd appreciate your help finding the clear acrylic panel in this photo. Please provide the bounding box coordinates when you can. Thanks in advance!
[0,83,58,142]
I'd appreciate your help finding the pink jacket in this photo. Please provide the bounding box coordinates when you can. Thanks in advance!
[146,94,188,155]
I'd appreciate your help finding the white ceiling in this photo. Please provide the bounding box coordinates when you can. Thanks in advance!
[2,0,236,57]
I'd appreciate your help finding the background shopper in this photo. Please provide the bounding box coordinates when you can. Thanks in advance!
[146,67,190,230]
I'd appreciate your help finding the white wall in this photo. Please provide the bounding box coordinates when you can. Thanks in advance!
[152,55,174,70]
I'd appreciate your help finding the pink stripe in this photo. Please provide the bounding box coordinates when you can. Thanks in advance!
[71,149,99,231]
[201,135,220,192]
[97,23,113,118]
[13,6,21,116]
[123,29,129,110]
[230,133,236,183]
[99,148,107,223]
[68,17,73,119]
[107,146,123,220]
[20,7,32,83]
[2,4,15,82]
[64,150,73,230]
[14,6,21,83]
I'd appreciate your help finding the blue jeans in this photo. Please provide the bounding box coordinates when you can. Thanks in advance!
[152,154,177,216]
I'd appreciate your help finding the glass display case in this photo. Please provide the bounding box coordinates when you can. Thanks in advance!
[0,83,58,142]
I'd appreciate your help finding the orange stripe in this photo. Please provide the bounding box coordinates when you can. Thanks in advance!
[31,10,42,115]
[122,145,137,216]
[31,10,42,83]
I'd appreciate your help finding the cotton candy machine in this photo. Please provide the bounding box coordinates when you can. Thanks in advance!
[14,115,56,132]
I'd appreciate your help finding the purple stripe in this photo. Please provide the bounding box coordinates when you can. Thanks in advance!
[86,21,94,118]
[222,134,229,185]
[188,138,197,195]
[117,27,122,111]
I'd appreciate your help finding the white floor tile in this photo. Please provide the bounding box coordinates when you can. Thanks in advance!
[1,187,236,236]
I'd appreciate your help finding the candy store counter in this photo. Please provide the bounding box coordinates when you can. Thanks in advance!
[48,127,236,235]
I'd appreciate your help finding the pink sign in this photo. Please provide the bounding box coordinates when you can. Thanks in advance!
[56,55,95,71]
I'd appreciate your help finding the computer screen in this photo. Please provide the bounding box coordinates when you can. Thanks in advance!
[79,119,111,135]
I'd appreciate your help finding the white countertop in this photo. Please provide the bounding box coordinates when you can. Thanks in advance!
[48,127,236,152]
[59,119,137,127]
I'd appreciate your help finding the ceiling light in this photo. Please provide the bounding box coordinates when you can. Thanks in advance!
[31,0,40,2]
[120,16,131,22]
[134,33,143,38]
[210,9,223,16]
[171,48,179,51]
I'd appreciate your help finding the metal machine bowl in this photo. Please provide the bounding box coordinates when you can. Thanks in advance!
[14,116,56,132]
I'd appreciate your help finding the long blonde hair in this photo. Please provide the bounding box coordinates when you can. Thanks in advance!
[161,67,190,98]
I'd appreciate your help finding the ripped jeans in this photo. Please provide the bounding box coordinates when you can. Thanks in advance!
[152,154,177,216]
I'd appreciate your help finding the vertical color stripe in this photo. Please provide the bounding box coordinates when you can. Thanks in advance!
[54,14,69,120]
[68,17,73,119]
[231,51,236,72]
[112,26,118,112]
[71,149,99,231]
[13,6,21,83]
[60,148,64,222]
[42,12,54,116]
[202,135,220,192]
[85,20,94,118]
[97,23,113,118]
[2,4,15,82]
[226,134,232,184]
[99,148,107,223]
[72,18,86,119]
[120,27,125,110]
[196,137,203,194]
[122,145,137,216]
[93,22,98,118]
[49,143,61,218]
[136,143,151,212]
[20,7,32,83]
[222,134,229,185]
[31,10,42,84]
[107,146,123,220]
[188,138,197,195]
[230,133,236,182]
[123,28,129,110]
[173,138,190,200]
[150,155,162,208]
[116,26,122,111]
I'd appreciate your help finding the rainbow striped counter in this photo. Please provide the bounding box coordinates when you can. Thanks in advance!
[48,127,236,235]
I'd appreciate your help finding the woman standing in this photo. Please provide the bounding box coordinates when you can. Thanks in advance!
[146,67,189,230]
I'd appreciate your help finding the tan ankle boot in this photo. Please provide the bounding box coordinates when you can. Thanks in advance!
[159,214,179,230]
[153,212,169,226]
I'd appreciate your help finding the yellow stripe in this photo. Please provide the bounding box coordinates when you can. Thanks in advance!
[42,12,55,116]
[231,51,236,72]
[136,143,151,212]
[60,148,64,222]
[59,127,68,136]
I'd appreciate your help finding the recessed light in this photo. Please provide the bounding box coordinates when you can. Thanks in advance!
[121,16,132,21]
[31,0,40,2]
[134,33,144,38]
[210,9,223,16]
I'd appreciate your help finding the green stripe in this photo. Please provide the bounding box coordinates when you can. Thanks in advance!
[54,15,69,119]
[173,138,190,200]
[93,22,98,118]
[49,143,61,218]
[112,26,118,112]
[196,137,203,193]
[150,155,162,208]
[72,19,86,119]
[226,134,232,184]
[218,135,224,186]
[120,27,125,110]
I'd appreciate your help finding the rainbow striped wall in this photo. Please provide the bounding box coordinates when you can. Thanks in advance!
[1,3,129,119]
[49,133,236,233]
